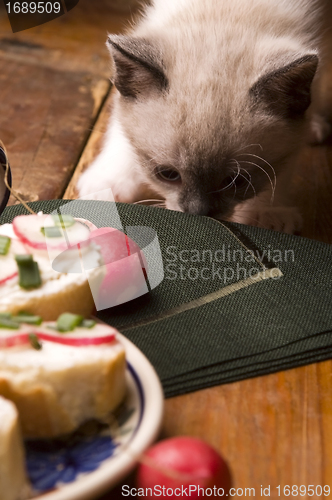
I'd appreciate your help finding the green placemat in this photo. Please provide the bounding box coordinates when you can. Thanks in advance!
[2,200,332,397]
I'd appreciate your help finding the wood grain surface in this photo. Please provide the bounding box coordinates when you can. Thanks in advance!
[0,0,141,76]
[0,0,136,206]
[1,1,332,498]
[63,89,115,200]
[0,61,109,204]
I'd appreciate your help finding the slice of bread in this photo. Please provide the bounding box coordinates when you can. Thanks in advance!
[1,269,101,320]
[0,336,126,438]
[0,396,29,500]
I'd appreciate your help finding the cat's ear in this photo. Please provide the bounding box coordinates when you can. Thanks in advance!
[250,54,318,119]
[107,35,168,99]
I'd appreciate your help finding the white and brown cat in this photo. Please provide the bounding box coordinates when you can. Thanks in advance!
[77,0,332,233]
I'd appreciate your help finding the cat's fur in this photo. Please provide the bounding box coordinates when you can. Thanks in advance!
[78,0,330,233]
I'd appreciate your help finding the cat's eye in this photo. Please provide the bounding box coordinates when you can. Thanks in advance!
[156,168,181,183]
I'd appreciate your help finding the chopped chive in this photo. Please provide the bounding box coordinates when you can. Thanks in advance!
[15,254,33,266]
[0,235,11,255]
[52,214,75,229]
[28,333,42,350]
[15,256,42,289]
[0,318,20,329]
[81,319,96,329]
[0,313,12,320]
[41,226,62,238]
[56,313,84,332]
[13,314,42,325]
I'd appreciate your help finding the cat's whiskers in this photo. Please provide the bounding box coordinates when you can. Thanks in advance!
[225,162,240,200]
[231,164,240,200]
[207,162,240,195]
[238,172,256,198]
[233,143,263,155]
[146,200,167,208]
[237,153,277,191]
[232,159,257,198]
[240,170,256,198]
[237,159,275,203]
[134,198,165,204]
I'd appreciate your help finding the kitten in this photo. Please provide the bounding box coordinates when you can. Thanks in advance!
[78,0,330,233]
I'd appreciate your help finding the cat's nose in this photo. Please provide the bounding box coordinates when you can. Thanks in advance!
[184,199,210,216]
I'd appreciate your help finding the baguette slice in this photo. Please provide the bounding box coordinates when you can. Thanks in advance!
[0,332,126,438]
[0,273,100,321]
[0,396,29,500]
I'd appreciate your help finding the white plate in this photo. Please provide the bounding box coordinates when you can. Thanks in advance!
[25,333,164,500]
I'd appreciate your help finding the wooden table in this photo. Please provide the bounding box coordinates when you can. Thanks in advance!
[1,2,332,498]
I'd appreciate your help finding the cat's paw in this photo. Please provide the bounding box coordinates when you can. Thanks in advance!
[232,203,303,234]
[77,164,144,203]
[254,207,303,234]
[77,167,116,201]
[77,164,158,204]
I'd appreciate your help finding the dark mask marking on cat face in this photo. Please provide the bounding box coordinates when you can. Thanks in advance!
[107,35,168,99]
[176,159,270,217]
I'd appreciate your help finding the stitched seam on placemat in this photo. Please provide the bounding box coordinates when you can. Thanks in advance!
[206,216,268,269]
[122,267,283,331]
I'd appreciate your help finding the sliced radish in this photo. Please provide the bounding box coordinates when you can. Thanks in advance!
[52,226,145,276]
[87,228,144,267]
[97,252,149,309]
[87,228,131,267]
[0,238,30,285]
[13,214,58,250]
[74,218,98,232]
[84,228,149,309]
[35,322,117,346]
[59,218,91,249]
[0,258,18,285]
[0,322,118,348]
[0,326,31,348]
[12,214,91,252]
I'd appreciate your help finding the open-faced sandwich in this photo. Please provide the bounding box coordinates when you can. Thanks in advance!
[0,313,127,438]
[0,213,104,320]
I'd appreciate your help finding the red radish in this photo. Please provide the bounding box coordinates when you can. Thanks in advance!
[86,228,148,309]
[87,228,143,266]
[12,214,90,251]
[50,225,148,309]
[0,322,118,348]
[136,437,232,498]
[97,252,148,309]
